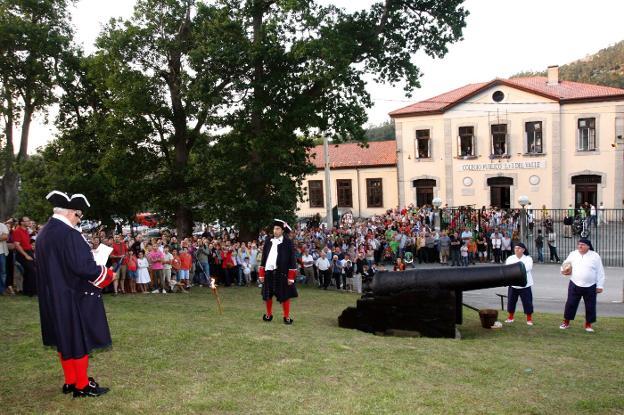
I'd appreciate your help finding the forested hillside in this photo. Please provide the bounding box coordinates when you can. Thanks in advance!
[512,40,624,88]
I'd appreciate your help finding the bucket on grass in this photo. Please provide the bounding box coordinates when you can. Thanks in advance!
[478,309,498,329]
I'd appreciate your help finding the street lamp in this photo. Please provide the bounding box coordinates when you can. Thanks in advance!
[518,195,529,243]
[432,197,442,231]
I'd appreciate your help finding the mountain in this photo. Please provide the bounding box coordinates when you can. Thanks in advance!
[511,40,624,89]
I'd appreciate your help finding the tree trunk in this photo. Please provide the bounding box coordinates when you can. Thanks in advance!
[175,205,193,238]
[0,169,19,220]
[237,223,260,243]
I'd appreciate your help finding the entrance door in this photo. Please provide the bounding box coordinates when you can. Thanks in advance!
[572,175,600,209]
[413,179,436,207]
[575,184,597,208]
[490,186,511,209]
[416,188,433,207]
[487,177,513,209]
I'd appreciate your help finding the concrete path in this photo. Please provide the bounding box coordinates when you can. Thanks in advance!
[409,262,624,317]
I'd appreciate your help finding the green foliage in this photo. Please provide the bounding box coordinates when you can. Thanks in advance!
[364,120,396,141]
[17,0,468,235]
[0,0,75,219]
[512,40,624,88]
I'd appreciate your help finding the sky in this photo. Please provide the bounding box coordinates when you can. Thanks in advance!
[26,0,624,153]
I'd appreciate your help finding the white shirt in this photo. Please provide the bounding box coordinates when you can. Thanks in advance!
[0,222,9,255]
[315,257,330,271]
[563,250,605,289]
[505,254,534,288]
[302,254,314,268]
[264,236,282,271]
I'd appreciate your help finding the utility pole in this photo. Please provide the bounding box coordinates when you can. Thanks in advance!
[323,134,333,229]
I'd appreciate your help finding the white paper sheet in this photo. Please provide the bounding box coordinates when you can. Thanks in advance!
[92,244,113,266]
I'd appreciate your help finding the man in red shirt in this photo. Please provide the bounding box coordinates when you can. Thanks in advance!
[12,216,37,296]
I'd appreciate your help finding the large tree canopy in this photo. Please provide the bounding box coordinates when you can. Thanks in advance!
[18,0,468,237]
[0,0,75,220]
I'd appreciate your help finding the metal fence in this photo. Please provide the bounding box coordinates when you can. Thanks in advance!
[440,208,624,268]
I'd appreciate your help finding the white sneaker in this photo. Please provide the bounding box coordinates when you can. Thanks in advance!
[504,318,514,323]
[559,322,570,329]
[151,289,159,294]
[527,321,534,326]
[585,327,594,333]
[162,290,167,294]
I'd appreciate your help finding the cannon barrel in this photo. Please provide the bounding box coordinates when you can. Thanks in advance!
[366,263,527,296]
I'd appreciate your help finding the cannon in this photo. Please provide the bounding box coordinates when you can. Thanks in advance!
[338,263,527,338]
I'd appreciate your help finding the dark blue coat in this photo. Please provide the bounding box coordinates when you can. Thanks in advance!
[260,235,298,302]
[36,217,111,359]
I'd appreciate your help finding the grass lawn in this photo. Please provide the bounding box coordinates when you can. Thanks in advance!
[1,285,623,415]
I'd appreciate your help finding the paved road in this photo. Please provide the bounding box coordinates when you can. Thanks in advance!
[410,262,624,317]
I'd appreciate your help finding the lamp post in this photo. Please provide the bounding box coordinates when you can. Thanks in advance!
[518,195,530,244]
[432,197,442,231]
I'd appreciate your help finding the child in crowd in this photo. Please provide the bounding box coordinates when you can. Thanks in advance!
[242,257,252,286]
[171,249,181,281]
[126,250,138,294]
[136,251,151,293]
[460,242,469,267]
[178,247,192,287]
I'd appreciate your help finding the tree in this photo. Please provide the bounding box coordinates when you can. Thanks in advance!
[0,0,74,220]
[32,0,467,238]
[199,0,468,239]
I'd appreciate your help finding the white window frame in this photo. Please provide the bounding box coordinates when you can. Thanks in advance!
[525,121,543,154]
[457,126,476,157]
[577,118,596,151]
[415,129,431,159]
[490,124,509,157]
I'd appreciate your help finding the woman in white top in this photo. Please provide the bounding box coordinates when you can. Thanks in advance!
[504,242,534,325]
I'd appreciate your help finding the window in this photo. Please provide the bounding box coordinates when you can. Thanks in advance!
[492,91,505,102]
[308,180,324,208]
[525,121,543,154]
[577,118,596,151]
[366,178,383,208]
[336,179,352,207]
[490,124,508,156]
[457,126,475,157]
[415,129,431,158]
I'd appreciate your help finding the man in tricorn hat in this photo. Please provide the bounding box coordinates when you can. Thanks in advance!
[559,238,605,332]
[36,191,114,397]
[258,219,298,324]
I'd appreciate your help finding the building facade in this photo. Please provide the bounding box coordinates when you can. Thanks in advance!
[296,141,398,218]
[390,67,624,209]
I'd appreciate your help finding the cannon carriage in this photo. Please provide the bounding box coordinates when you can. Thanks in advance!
[338,263,527,338]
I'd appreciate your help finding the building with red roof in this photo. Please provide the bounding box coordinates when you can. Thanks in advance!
[297,140,398,218]
[389,66,624,210]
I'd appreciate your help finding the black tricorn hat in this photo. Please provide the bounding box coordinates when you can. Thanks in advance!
[46,190,91,211]
[273,219,292,233]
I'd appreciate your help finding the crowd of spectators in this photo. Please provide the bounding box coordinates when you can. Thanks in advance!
[0,202,613,297]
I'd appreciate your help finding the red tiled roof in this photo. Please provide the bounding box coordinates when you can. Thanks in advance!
[390,77,624,118]
[308,140,396,169]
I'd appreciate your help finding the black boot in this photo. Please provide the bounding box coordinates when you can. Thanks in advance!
[63,377,98,394]
[283,317,294,325]
[73,379,109,398]
[262,314,273,322]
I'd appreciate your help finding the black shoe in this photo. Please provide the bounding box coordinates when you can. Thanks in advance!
[283,317,294,325]
[262,314,273,322]
[62,377,98,394]
[73,380,109,398]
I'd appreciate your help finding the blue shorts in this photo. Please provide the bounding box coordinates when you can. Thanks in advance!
[127,270,137,280]
[178,269,189,280]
